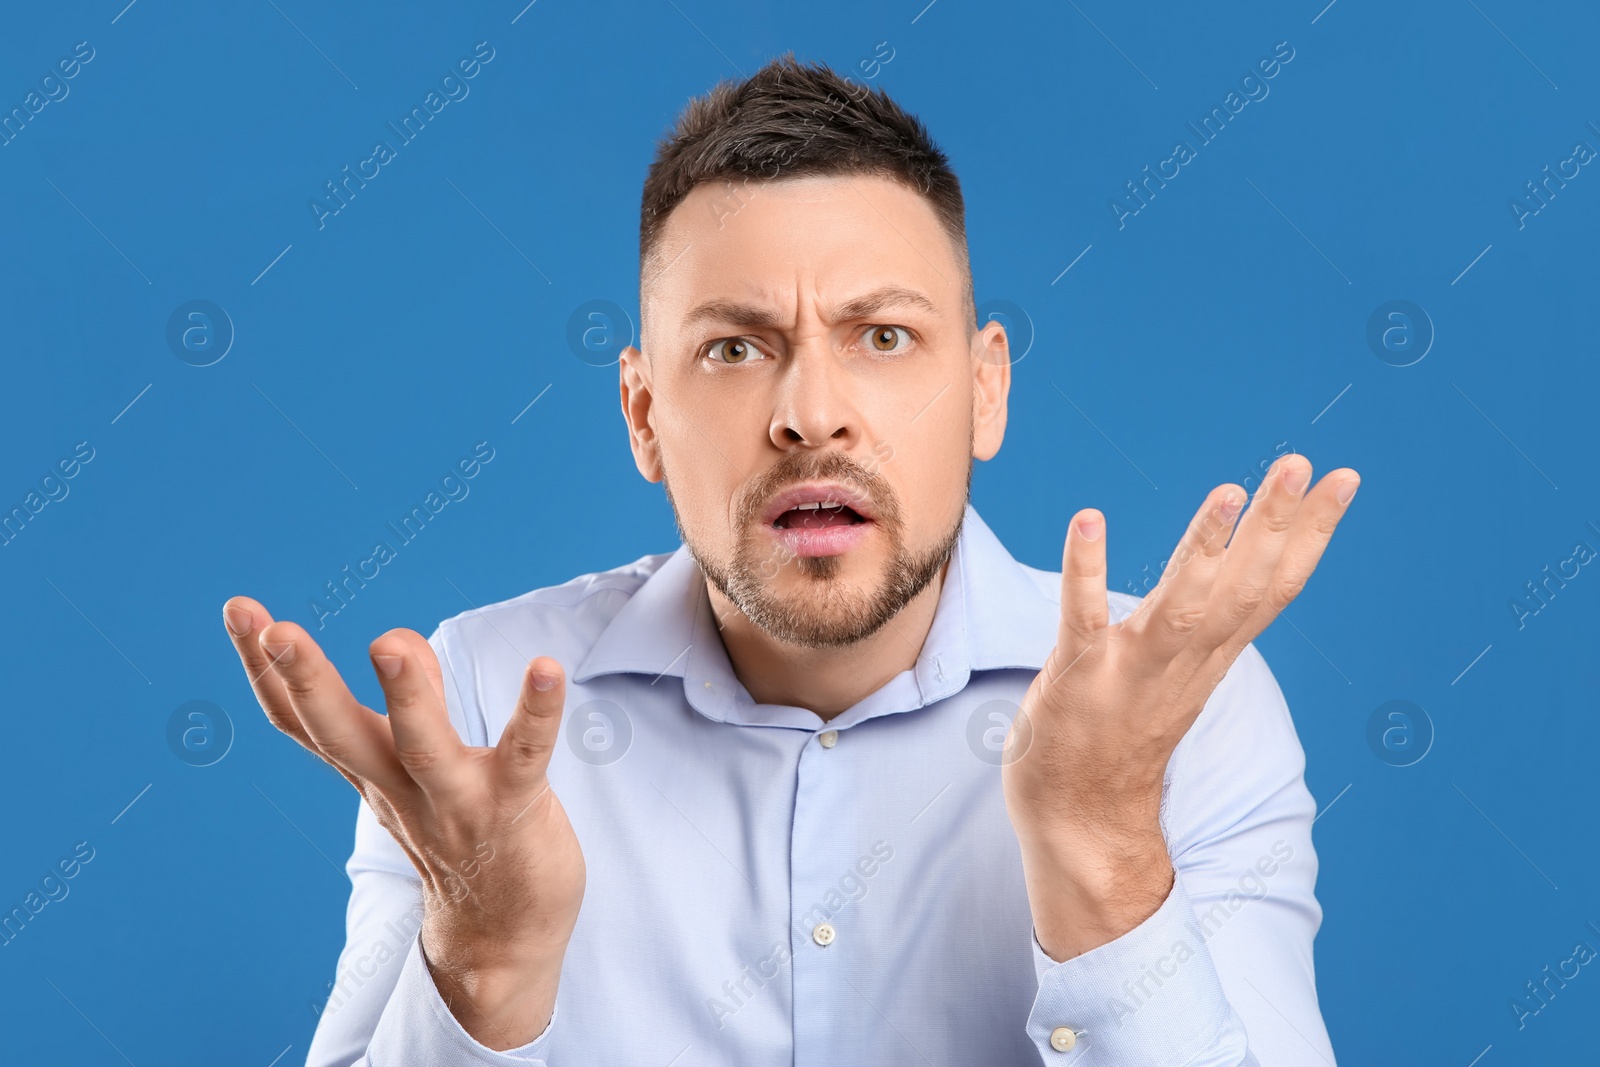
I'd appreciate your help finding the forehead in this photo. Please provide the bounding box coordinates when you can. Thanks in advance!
[644,173,963,329]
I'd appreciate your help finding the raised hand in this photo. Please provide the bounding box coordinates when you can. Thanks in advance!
[1003,453,1359,961]
[221,598,584,1050]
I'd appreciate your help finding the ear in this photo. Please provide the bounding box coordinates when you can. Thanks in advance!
[970,319,1010,461]
[619,345,663,482]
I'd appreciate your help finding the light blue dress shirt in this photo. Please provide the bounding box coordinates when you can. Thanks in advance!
[305,504,1335,1066]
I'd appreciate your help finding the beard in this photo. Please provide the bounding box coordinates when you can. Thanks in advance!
[662,449,969,649]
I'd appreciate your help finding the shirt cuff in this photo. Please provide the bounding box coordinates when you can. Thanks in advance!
[1025,873,1249,1065]
[366,932,557,1065]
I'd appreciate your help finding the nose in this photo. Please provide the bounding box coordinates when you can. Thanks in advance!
[768,345,862,451]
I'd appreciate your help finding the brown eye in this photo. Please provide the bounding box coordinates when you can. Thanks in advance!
[707,338,766,364]
[865,325,911,353]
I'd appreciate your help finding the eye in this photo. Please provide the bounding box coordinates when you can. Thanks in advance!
[705,337,769,364]
[862,325,913,354]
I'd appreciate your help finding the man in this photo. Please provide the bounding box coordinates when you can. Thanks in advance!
[224,54,1357,1065]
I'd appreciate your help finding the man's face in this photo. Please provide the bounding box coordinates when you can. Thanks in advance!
[619,173,1009,648]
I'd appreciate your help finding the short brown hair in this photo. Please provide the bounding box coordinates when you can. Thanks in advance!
[639,51,974,329]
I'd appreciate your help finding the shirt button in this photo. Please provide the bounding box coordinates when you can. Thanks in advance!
[818,730,839,748]
[1049,1026,1078,1052]
[812,922,836,947]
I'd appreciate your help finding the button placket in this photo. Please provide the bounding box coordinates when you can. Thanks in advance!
[790,723,856,1067]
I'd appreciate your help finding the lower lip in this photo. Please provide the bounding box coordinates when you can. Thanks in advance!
[767,519,874,558]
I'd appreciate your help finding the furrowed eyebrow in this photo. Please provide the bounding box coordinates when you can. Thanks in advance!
[681,299,788,331]
[680,285,939,332]
[829,285,939,322]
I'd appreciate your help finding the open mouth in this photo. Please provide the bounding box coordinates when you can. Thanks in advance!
[760,483,877,559]
[771,500,869,530]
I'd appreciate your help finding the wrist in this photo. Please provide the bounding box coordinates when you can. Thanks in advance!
[1019,829,1173,962]
[421,915,568,1050]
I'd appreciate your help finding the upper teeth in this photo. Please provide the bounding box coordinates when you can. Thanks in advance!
[796,500,844,511]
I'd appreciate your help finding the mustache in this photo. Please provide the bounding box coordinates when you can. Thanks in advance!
[736,450,898,529]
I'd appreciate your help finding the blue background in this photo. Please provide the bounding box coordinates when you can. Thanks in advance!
[2,0,1596,1063]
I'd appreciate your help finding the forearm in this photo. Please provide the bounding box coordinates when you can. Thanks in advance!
[354,930,562,1066]
[1017,804,1174,962]
[1013,641,1335,1066]
[421,918,568,1050]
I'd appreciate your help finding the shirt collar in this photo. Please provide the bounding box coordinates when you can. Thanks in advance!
[572,503,1060,729]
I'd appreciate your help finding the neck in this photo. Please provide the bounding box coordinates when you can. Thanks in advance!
[705,557,952,722]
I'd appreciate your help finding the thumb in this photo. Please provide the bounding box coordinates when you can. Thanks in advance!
[494,656,566,792]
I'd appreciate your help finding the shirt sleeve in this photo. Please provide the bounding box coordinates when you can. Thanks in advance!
[303,625,560,1066]
[1022,642,1335,1065]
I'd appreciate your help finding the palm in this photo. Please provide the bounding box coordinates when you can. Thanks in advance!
[1004,455,1358,831]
